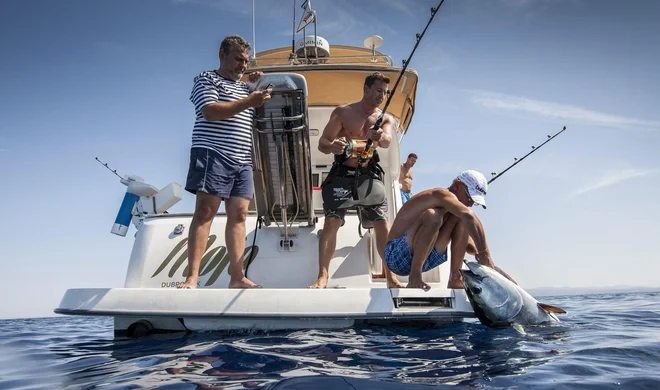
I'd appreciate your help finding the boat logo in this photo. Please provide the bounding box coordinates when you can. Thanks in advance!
[152,234,259,287]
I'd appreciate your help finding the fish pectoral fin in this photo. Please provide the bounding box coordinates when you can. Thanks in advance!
[538,302,567,314]
[511,323,526,335]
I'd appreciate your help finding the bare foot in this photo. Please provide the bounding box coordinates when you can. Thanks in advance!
[178,277,198,289]
[387,277,404,288]
[447,274,464,289]
[308,276,328,289]
[229,277,262,288]
[406,277,430,290]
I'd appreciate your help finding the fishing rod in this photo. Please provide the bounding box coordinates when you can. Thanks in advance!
[352,0,446,200]
[488,126,567,185]
[95,157,123,179]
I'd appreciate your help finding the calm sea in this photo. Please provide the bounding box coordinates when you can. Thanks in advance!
[1,292,659,389]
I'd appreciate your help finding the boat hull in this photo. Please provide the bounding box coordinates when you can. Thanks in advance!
[55,287,475,334]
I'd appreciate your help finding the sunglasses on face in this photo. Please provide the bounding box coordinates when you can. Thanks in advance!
[460,182,474,205]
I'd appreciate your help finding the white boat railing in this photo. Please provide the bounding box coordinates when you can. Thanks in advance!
[249,54,394,67]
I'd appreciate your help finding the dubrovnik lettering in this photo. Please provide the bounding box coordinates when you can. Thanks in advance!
[152,234,259,287]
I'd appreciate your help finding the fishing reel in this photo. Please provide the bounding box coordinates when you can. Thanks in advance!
[344,139,374,159]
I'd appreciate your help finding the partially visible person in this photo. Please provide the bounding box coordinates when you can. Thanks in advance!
[384,170,516,289]
[308,72,403,289]
[179,35,272,289]
[399,153,417,204]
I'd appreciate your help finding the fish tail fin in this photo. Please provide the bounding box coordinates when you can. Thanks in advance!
[538,302,567,314]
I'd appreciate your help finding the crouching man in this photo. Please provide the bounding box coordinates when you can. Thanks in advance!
[384,170,516,289]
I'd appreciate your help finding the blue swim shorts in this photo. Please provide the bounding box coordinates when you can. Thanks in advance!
[400,191,412,204]
[185,147,253,199]
[384,231,448,276]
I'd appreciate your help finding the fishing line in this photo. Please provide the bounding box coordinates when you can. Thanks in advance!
[488,126,567,184]
[352,0,446,199]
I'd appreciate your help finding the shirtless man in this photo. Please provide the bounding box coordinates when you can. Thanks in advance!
[399,153,417,204]
[308,72,403,289]
[384,170,516,289]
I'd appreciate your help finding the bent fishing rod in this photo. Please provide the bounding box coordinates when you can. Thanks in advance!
[352,0,446,199]
[488,126,567,185]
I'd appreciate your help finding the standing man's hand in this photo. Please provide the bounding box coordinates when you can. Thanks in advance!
[247,89,272,108]
[331,137,347,155]
[247,71,263,83]
[369,128,383,142]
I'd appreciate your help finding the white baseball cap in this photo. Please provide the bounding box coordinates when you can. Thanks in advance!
[457,170,488,209]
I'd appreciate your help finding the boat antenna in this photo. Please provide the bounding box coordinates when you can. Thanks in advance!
[353,0,446,200]
[95,157,123,179]
[488,126,568,185]
[251,0,256,59]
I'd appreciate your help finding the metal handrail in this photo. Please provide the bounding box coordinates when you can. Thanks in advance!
[254,114,305,122]
[250,54,394,67]
[255,125,306,134]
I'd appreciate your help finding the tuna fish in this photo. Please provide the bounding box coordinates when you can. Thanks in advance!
[460,261,566,334]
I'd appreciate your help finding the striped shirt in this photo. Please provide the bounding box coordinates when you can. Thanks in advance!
[190,71,254,165]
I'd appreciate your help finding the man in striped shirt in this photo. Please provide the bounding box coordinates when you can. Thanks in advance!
[179,35,271,289]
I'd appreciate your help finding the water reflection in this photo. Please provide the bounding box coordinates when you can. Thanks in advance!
[112,321,572,388]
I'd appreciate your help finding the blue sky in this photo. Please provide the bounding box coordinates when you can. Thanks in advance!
[1,0,658,319]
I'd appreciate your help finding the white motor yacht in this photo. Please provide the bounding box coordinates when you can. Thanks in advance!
[55,34,475,336]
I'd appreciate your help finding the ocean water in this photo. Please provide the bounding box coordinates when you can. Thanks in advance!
[1,292,659,389]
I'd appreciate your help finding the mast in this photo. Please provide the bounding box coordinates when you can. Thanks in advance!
[251,0,256,58]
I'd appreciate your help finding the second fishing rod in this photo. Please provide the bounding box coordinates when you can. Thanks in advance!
[349,0,446,200]
[488,126,567,185]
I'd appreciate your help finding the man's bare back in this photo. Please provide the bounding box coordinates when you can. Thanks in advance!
[388,188,451,241]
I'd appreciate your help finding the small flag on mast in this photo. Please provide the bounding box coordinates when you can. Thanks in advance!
[297,0,315,32]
